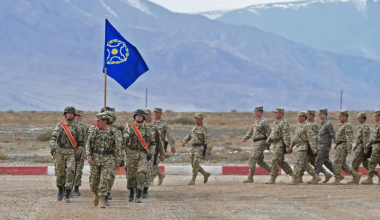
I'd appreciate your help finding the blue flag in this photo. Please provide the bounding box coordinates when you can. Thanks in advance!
[103,19,149,89]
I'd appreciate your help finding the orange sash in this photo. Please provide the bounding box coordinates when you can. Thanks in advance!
[131,123,149,153]
[61,122,77,151]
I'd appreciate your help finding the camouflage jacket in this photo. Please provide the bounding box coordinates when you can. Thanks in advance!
[113,122,125,135]
[76,121,90,146]
[152,119,175,150]
[123,123,156,155]
[291,121,317,152]
[368,122,380,147]
[268,118,291,147]
[243,117,271,145]
[355,122,370,150]
[147,122,165,157]
[335,121,353,151]
[307,120,318,139]
[317,119,335,151]
[183,124,212,151]
[50,120,84,155]
[85,126,123,164]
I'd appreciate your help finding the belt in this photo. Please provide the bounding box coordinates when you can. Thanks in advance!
[254,137,266,142]
[271,138,282,143]
[58,144,73,149]
[336,141,346,146]
[191,143,204,147]
[372,141,380,144]
[92,149,114,155]
[127,146,147,152]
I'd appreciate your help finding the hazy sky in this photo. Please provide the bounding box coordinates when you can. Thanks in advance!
[147,0,307,13]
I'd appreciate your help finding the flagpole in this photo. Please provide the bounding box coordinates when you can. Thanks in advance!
[104,67,107,112]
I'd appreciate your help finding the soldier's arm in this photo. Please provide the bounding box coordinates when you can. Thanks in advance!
[183,130,192,143]
[282,122,291,147]
[123,126,131,148]
[265,121,272,138]
[363,125,370,147]
[368,126,378,145]
[77,125,84,148]
[50,123,61,156]
[115,131,123,164]
[148,129,156,156]
[242,126,253,142]
[204,127,212,151]
[306,125,317,152]
[328,122,336,143]
[156,130,165,156]
[165,123,176,150]
[85,131,94,159]
[346,125,354,151]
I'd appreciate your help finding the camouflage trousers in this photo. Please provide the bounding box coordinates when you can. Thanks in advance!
[333,146,352,177]
[126,149,148,190]
[352,147,369,172]
[55,153,75,189]
[247,144,271,177]
[270,144,293,177]
[368,146,380,177]
[314,149,334,174]
[74,148,85,186]
[294,150,316,177]
[191,147,206,177]
[300,154,327,177]
[146,157,154,186]
[89,154,115,197]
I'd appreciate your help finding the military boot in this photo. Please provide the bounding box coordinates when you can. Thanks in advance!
[288,171,294,177]
[64,189,71,203]
[265,176,277,184]
[243,175,254,183]
[188,176,196,185]
[93,193,99,206]
[73,185,81,196]
[287,176,298,185]
[142,187,149,199]
[352,171,362,184]
[203,172,211,184]
[108,192,112,200]
[100,196,106,208]
[298,176,304,183]
[135,188,142,203]
[340,174,345,181]
[330,177,341,185]
[361,176,373,185]
[104,194,110,207]
[310,174,322,184]
[57,185,64,201]
[323,171,332,183]
[347,178,356,184]
[127,187,135,202]
[158,172,165,186]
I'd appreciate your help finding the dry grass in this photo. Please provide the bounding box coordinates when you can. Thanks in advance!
[0,154,8,160]
[32,155,53,163]
[231,153,250,162]
[36,130,53,142]
[167,117,194,125]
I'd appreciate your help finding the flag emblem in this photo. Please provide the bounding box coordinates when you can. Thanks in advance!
[106,39,129,65]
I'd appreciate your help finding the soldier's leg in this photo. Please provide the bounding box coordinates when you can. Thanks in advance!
[351,149,363,172]
[257,151,271,172]
[126,158,137,202]
[99,161,115,207]
[55,153,66,187]
[247,152,257,178]
[64,154,76,190]
[270,147,281,177]
[89,163,101,206]
[340,150,353,175]
[278,151,293,176]
[73,151,84,196]
[314,150,326,174]
[333,148,344,177]
[192,150,205,175]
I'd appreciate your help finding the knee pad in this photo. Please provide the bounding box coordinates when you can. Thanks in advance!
[56,176,65,185]
[127,178,136,188]
[66,169,74,182]
[137,171,146,184]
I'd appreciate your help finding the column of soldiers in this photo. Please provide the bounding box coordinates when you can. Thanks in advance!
[51,105,380,207]
[241,107,380,186]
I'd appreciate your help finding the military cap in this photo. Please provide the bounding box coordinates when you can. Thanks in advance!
[76,110,84,116]
[374,110,380,116]
[318,109,328,115]
[254,106,263,112]
[307,110,315,115]
[357,112,367,118]
[339,109,349,116]
[107,111,116,123]
[144,108,152,115]
[297,111,307,116]
[100,107,115,113]
[154,107,163,113]
[273,108,284,113]
[96,112,109,120]
[63,105,76,115]
[194,113,204,119]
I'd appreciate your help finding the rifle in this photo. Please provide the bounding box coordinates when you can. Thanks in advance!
[163,140,168,152]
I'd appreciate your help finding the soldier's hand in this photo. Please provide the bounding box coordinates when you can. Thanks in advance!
[333,145,337,150]
[240,139,244,144]
[182,142,186,147]
[286,148,291,153]
[159,155,165,161]
[115,163,120,169]
[353,147,356,151]
[207,151,211,155]
[313,151,317,155]
[366,143,370,148]
[171,148,176,154]
[266,139,270,145]
[88,158,93,164]
[52,155,55,160]
[364,151,368,155]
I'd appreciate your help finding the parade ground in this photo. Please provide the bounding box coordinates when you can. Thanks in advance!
[1,175,379,220]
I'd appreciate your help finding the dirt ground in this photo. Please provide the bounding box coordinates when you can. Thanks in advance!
[1,175,379,220]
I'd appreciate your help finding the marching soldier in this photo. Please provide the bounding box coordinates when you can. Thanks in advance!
[265,108,294,184]
[314,109,338,182]
[299,110,332,183]
[362,110,380,184]
[86,112,122,208]
[287,111,320,185]
[152,107,176,185]
[331,110,362,185]
[72,109,89,196]
[239,106,271,183]
[50,106,84,203]
[182,113,212,185]
[349,112,377,184]
[123,109,155,203]
[100,107,125,134]
[143,108,165,198]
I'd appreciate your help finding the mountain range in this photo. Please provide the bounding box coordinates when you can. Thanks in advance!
[1,0,379,112]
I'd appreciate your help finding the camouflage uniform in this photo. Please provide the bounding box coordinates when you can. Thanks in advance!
[73,111,89,187]
[352,112,370,172]
[242,106,271,182]
[314,109,335,175]
[86,113,123,203]
[366,111,380,178]
[152,107,175,182]
[333,110,354,177]
[267,108,293,179]
[289,111,318,184]
[183,113,212,184]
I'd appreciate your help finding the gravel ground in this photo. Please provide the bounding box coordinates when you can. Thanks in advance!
[1,175,380,220]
